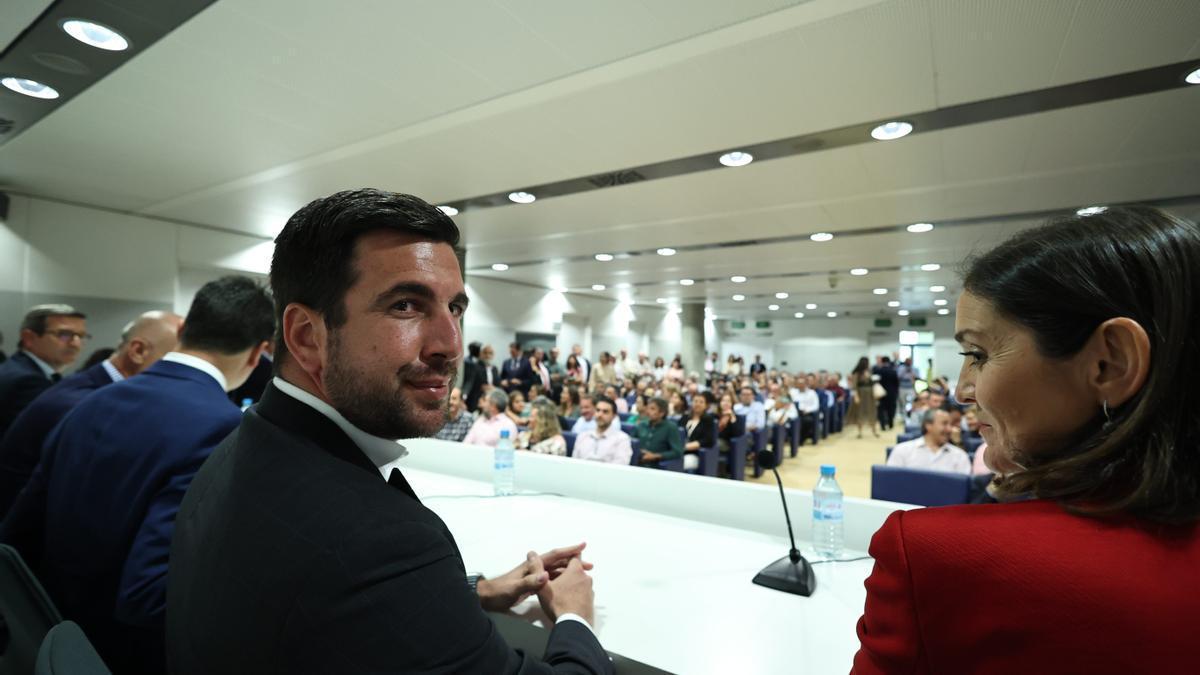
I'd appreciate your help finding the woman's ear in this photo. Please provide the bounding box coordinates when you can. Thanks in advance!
[1086,317,1151,409]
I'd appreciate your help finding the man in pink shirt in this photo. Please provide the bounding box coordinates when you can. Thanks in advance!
[463,389,517,447]
[573,396,632,465]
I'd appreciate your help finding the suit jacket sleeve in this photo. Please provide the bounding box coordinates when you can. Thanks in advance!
[852,510,927,674]
[287,517,612,674]
[0,417,62,567]
[5,371,51,421]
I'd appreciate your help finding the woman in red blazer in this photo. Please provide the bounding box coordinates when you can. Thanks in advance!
[853,206,1200,674]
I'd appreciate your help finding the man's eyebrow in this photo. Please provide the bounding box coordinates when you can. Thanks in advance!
[374,283,470,309]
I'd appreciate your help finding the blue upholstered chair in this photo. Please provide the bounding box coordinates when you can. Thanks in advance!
[562,431,576,457]
[870,465,973,506]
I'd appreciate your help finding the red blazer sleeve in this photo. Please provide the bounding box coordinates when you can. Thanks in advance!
[852,510,928,674]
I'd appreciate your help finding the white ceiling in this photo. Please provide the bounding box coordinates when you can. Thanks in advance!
[1,0,1199,320]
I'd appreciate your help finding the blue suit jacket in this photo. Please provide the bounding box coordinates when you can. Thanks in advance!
[0,362,115,519]
[0,359,239,671]
[0,351,55,439]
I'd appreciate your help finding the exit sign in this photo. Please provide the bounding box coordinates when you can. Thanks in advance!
[908,317,927,327]
[755,320,772,329]
[874,318,893,328]
[731,320,746,329]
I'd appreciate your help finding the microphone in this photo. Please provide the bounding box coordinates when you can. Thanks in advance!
[751,448,817,596]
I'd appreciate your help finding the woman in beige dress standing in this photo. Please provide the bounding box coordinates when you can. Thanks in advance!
[847,356,879,439]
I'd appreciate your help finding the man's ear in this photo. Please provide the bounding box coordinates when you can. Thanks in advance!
[127,337,152,366]
[281,303,328,381]
[1084,317,1151,410]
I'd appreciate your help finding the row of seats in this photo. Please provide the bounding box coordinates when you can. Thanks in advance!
[0,544,109,674]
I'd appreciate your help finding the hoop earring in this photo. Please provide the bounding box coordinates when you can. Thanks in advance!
[1102,399,1112,423]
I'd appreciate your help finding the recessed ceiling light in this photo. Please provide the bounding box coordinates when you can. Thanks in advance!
[794,312,805,319]
[594,253,614,262]
[490,263,509,271]
[437,205,459,216]
[730,275,747,283]
[873,288,888,295]
[679,278,695,286]
[805,303,818,310]
[810,232,834,242]
[508,191,536,204]
[719,151,754,167]
[768,304,780,311]
[907,222,933,233]
[930,285,946,293]
[870,121,913,141]
[898,310,910,316]
[887,301,901,308]
[921,263,941,272]
[1076,205,1107,216]
[1187,67,1200,85]
[937,308,951,315]
[826,311,838,318]
[591,284,606,291]
[934,299,948,306]
[656,298,668,304]
[1,77,59,99]
[775,292,789,299]
[732,294,745,302]
[656,247,677,256]
[850,268,869,276]
[61,19,129,51]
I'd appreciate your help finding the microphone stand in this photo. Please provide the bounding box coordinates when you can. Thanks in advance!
[752,450,817,596]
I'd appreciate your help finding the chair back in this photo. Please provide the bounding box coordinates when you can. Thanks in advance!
[0,544,63,675]
[617,412,631,422]
[562,431,576,457]
[35,621,110,675]
[897,430,921,443]
[870,465,972,507]
[621,423,637,438]
[558,416,576,432]
[628,438,641,465]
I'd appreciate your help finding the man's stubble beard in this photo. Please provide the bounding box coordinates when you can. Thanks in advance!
[324,331,457,440]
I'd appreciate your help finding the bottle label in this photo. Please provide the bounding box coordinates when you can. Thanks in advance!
[813,500,843,521]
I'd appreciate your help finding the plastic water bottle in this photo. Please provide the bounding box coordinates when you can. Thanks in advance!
[493,430,515,496]
[240,398,253,412]
[812,464,844,558]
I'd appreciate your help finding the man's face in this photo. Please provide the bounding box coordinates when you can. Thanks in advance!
[929,392,945,410]
[449,387,463,414]
[322,232,465,439]
[509,345,520,358]
[579,397,595,420]
[594,401,615,430]
[481,346,494,363]
[927,410,952,445]
[572,344,583,356]
[550,348,559,362]
[646,401,665,423]
[739,389,753,405]
[23,315,88,369]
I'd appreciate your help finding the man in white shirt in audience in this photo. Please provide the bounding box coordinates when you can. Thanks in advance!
[572,396,632,465]
[571,344,591,385]
[766,395,797,428]
[571,395,598,434]
[462,389,518,448]
[734,386,766,432]
[888,408,971,474]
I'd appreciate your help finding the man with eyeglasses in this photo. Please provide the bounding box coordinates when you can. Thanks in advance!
[0,304,88,438]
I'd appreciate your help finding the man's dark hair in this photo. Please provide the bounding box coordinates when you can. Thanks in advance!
[270,189,464,368]
[963,205,1200,523]
[468,342,482,359]
[20,304,86,335]
[593,395,614,413]
[179,276,275,355]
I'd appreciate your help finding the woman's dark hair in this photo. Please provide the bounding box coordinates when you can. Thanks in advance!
[270,189,464,369]
[566,354,579,369]
[654,356,665,367]
[671,356,683,368]
[963,205,1200,523]
[852,357,869,375]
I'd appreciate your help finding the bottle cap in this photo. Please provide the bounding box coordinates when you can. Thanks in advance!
[241,398,252,406]
[500,430,510,439]
[820,464,836,476]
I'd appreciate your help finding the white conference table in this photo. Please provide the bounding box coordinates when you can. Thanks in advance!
[396,440,913,674]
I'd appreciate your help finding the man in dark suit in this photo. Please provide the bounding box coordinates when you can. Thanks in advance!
[0,304,88,438]
[0,277,273,675]
[749,354,767,375]
[0,310,182,519]
[482,343,501,392]
[874,356,901,430]
[500,341,533,394]
[226,344,273,407]
[461,341,487,412]
[168,189,611,674]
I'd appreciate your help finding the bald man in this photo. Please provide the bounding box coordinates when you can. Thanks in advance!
[0,310,183,518]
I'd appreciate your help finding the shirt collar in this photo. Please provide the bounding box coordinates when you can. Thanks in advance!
[22,350,57,378]
[101,359,125,383]
[162,352,228,391]
[271,377,408,471]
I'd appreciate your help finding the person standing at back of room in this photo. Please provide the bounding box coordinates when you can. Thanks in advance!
[0,304,88,438]
[0,277,273,675]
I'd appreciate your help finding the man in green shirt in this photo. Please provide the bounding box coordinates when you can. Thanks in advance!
[637,397,683,465]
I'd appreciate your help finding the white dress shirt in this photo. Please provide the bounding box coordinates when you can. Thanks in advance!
[734,401,766,431]
[162,352,228,391]
[272,376,408,476]
[101,359,125,383]
[571,416,598,435]
[887,436,971,475]
[767,404,797,426]
[791,388,820,415]
[23,350,57,378]
[573,425,633,465]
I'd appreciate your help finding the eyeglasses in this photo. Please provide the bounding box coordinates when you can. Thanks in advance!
[46,329,92,343]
